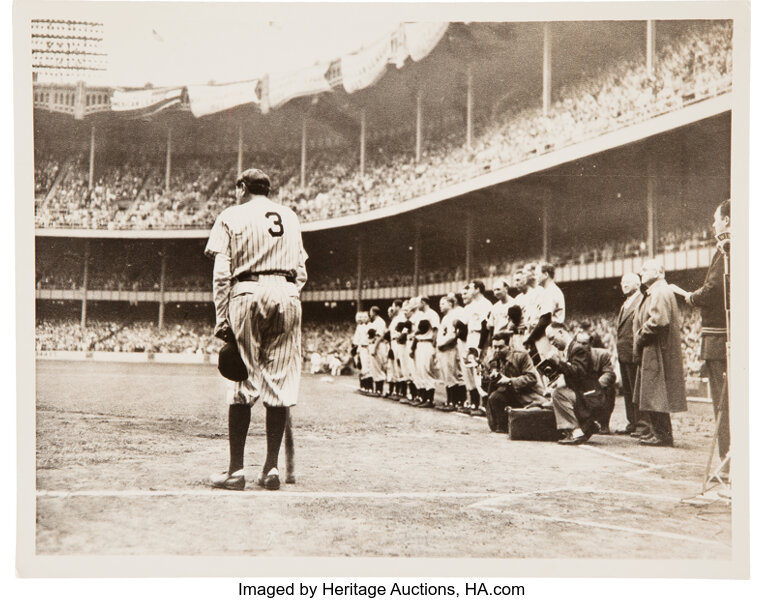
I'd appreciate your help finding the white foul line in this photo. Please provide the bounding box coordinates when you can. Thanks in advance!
[471,505,728,548]
[577,444,657,468]
[37,489,510,499]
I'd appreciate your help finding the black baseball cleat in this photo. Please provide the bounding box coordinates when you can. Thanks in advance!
[285,473,296,484]
[209,469,245,491]
[258,467,281,490]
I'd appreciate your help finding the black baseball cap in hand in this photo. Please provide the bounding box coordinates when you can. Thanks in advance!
[218,340,248,381]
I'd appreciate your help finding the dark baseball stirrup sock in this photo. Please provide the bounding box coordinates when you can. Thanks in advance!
[445,386,453,406]
[228,404,252,474]
[455,385,466,406]
[408,382,417,398]
[469,388,481,408]
[263,406,288,474]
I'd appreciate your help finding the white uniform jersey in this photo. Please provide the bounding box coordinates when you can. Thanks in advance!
[523,285,549,328]
[205,195,308,291]
[487,298,517,335]
[543,280,566,323]
[437,310,459,347]
[465,295,493,351]
[513,292,527,328]
[412,307,440,341]
[368,316,387,339]
[389,312,405,342]
[353,323,369,347]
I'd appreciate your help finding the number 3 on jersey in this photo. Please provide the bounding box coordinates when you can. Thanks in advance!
[265,211,284,237]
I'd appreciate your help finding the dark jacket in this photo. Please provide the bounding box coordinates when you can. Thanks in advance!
[616,292,642,364]
[487,349,546,406]
[591,347,616,391]
[556,340,603,400]
[688,247,728,360]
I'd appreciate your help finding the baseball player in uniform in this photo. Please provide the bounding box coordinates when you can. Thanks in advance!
[367,306,388,395]
[454,286,475,411]
[463,280,494,414]
[535,262,566,323]
[400,300,419,402]
[488,278,517,337]
[353,311,372,392]
[387,300,406,397]
[205,168,307,491]
[411,296,441,408]
[436,294,463,411]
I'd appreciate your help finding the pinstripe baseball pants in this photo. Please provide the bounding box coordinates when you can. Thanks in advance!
[437,346,463,387]
[457,339,477,391]
[228,278,302,408]
[414,340,438,389]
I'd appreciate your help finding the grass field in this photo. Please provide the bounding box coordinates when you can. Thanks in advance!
[35,360,731,558]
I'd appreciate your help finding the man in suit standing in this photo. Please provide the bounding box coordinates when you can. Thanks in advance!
[615,273,645,435]
[633,259,688,447]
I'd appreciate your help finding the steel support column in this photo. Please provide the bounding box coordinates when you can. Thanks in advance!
[80,240,90,329]
[647,154,657,258]
[158,246,167,330]
[646,20,656,80]
[356,237,363,312]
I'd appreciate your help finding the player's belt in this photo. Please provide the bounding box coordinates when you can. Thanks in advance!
[235,270,296,284]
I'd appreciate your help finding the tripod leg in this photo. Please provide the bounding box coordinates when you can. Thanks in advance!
[701,376,728,493]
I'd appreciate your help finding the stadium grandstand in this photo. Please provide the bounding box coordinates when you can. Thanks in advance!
[34,19,731,388]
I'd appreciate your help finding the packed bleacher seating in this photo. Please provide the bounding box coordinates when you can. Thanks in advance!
[33,21,731,230]
[35,304,703,379]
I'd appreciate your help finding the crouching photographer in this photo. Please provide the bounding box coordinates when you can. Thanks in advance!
[485,331,548,433]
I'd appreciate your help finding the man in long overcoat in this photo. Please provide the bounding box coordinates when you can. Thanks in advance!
[633,259,687,446]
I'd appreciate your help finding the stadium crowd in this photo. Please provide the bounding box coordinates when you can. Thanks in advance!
[34,21,731,230]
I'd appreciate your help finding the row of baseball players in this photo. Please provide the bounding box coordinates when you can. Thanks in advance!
[350,262,565,414]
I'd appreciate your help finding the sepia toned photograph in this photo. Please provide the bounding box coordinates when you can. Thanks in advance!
[15,0,750,578]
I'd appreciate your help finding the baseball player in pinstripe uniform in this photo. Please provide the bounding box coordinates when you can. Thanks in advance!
[390,300,412,399]
[411,296,441,408]
[205,168,307,491]
[367,306,388,395]
[436,294,463,411]
[463,280,493,415]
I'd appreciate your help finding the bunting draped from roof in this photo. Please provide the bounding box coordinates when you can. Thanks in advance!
[261,61,333,114]
[186,79,260,117]
[33,21,450,120]
[110,86,185,117]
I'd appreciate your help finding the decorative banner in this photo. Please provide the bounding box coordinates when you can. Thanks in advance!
[341,33,393,94]
[403,22,449,62]
[264,62,333,113]
[110,86,185,117]
[186,80,260,117]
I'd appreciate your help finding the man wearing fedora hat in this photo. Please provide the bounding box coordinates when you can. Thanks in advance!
[205,168,308,490]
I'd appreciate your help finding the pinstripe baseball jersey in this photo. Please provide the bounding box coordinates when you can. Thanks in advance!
[488,298,518,334]
[205,196,308,290]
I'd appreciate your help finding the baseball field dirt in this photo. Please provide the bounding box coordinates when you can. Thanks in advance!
[35,360,731,558]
